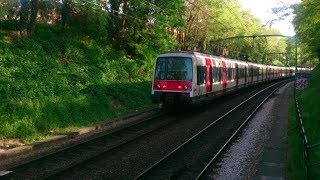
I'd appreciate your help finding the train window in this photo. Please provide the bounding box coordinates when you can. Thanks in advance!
[244,67,247,80]
[249,66,253,77]
[212,67,216,82]
[231,68,234,80]
[266,68,268,78]
[239,67,244,78]
[227,68,230,80]
[232,67,234,80]
[155,57,193,81]
[197,66,206,85]
[217,67,222,82]
[216,67,220,82]
[233,68,235,79]
[197,66,201,85]
[219,67,222,82]
[154,58,166,80]
[243,68,245,78]
[226,67,228,80]
[255,68,259,77]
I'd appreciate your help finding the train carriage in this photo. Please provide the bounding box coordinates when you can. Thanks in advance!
[151,51,293,105]
[152,52,194,104]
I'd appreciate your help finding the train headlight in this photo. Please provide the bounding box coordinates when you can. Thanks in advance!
[184,85,188,90]
[157,84,161,89]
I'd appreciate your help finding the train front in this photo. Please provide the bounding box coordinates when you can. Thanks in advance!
[151,53,194,106]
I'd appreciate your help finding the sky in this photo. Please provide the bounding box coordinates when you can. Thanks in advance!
[239,0,301,36]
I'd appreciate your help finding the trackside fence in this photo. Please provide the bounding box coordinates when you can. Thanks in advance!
[294,73,320,179]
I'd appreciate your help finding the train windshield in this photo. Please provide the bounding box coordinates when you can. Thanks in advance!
[154,57,193,81]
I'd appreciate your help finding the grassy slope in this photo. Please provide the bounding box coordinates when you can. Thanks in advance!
[287,64,320,178]
[0,24,155,143]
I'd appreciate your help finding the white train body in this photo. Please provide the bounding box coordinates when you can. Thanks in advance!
[151,51,294,104]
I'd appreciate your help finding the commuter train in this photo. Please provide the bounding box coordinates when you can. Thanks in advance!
[151,51,294,105]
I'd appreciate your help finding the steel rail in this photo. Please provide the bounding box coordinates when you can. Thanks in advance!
[134,80,289,179]
[2,107,166,178]
[44,112,173,179]
[195,81,287,179]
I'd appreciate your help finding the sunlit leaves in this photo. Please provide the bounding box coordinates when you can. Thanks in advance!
[293,0,320,62]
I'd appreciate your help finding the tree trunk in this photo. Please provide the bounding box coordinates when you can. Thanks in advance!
[118,0,128,49]
[19,0,29,35]
[27,0,39,36]
[109,0,121,48]
[109,0,128,49]
[61,0,71,32]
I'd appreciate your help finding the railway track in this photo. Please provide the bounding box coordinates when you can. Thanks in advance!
[134,80,288,179]
[1,108,171,179]
[1,80,289,179]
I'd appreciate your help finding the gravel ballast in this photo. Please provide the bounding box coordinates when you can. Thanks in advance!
[210,82,292,179]
[1,82,286,179]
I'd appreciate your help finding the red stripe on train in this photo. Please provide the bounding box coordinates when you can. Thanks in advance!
[153,80,192,92]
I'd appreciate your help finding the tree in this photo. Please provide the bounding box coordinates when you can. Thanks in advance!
[0,0,20,20]
[27,0,40,35]
[61,0,71,31]
[107,0,185,57]
[293,0,320,62]
[19,0,29,34]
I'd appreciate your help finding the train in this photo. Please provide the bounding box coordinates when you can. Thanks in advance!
[151,51,295,106]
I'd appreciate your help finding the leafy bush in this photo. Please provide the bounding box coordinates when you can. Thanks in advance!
[0,23,157,142]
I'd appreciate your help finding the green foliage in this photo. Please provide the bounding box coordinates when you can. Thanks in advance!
[293,0,320,62]
[0,24,154,142]
[299,65,320,143]
[287,65,320,178]
[1,0,291,64]
[83,82,152,110]
[287,89,305,179]
[70,0,110,38]
[0,0,17,18]
[0,19,20,30]
[182,0,289,64]
[0,0,303,144]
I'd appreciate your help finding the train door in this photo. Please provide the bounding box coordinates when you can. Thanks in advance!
[205,58,212,93]
[235,63,239,85]
[251,66,254,83]
[244,67,247,83]
[222,61,227,88]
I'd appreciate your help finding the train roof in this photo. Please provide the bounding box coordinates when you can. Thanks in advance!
[157,51,195,58]
[158,51,291,69]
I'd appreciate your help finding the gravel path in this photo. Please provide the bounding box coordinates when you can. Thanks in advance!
[209,82,292,180]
